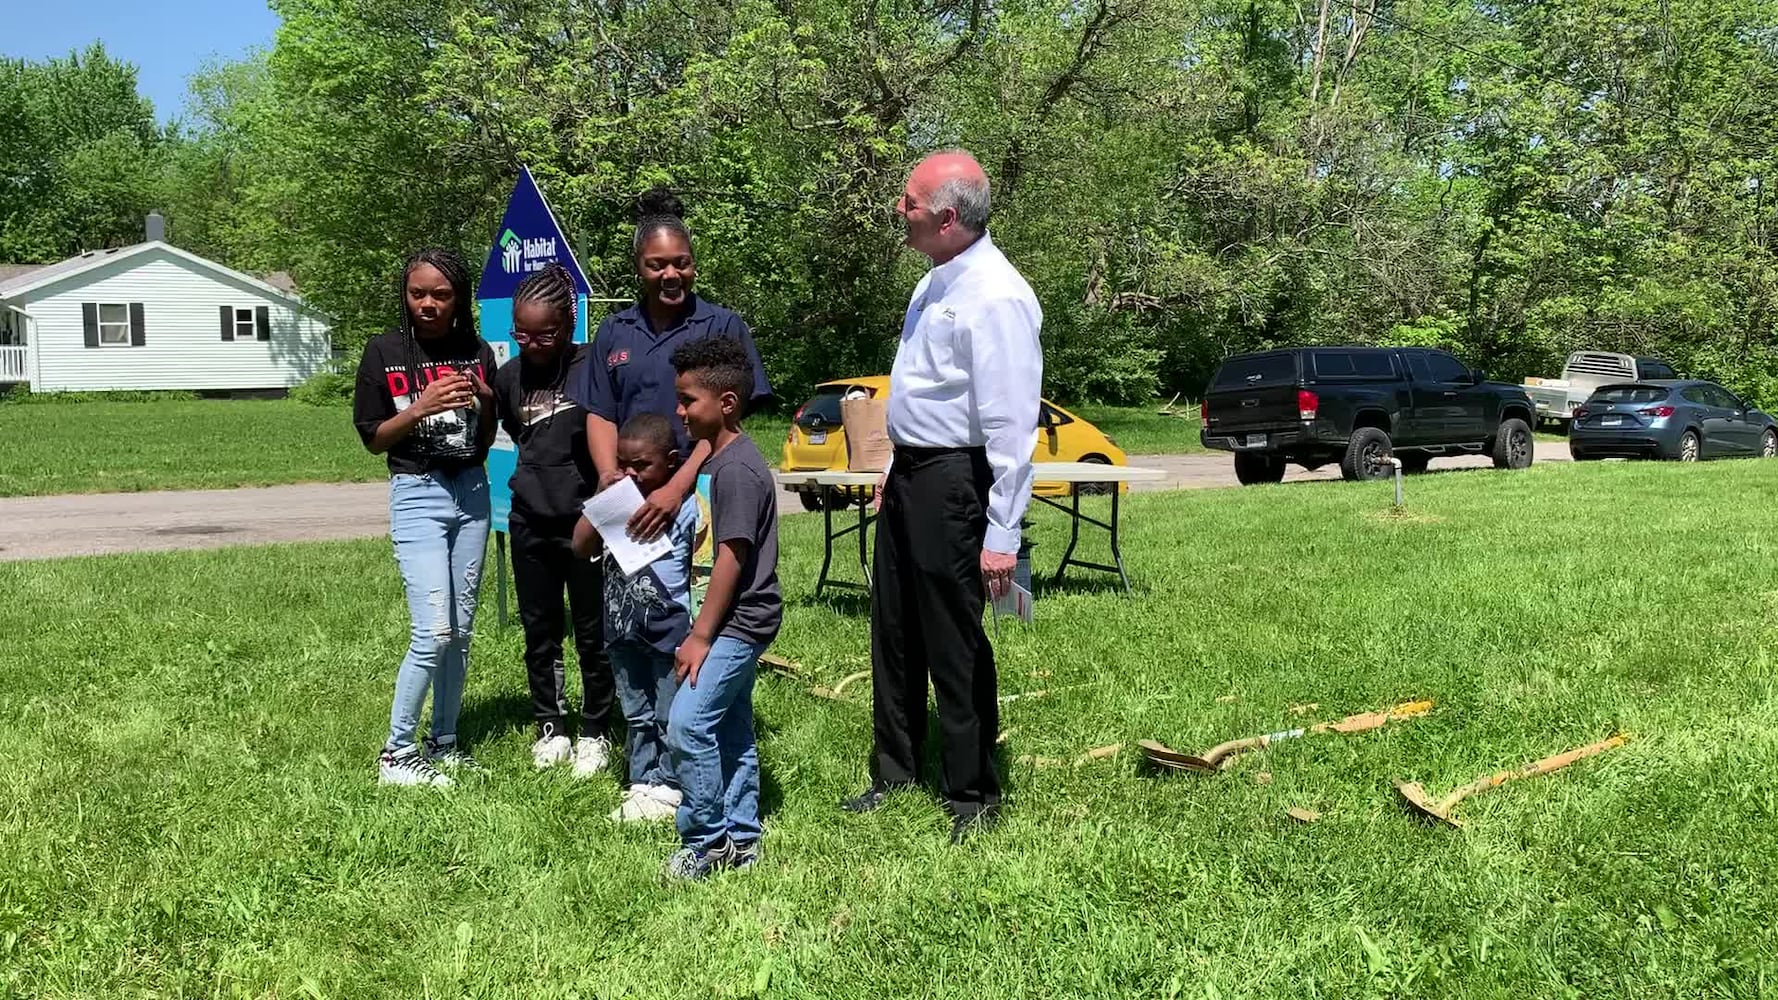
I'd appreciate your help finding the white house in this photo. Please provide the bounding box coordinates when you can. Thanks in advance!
[0,223,332,393]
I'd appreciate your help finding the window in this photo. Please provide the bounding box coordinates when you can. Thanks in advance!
[1424,351,1471,383]
[1680,386,1712,406]
[83,302,143,348]
[1211,352,1296,389]
[220,304,269,342]
[98,303,130,346]
[1593,385,1669,405]
[796,391,844,428]
[1636,360,1678,380]
[1310,349,1395,379]
[1038,401,1074,429]
[1704,385,1742,410]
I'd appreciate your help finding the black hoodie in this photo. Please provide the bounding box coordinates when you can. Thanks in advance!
[494,343,599,524]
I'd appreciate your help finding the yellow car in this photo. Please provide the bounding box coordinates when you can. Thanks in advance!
[780,375,1129,511]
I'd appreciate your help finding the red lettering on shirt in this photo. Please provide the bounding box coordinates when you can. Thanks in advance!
[383,360,485,398]
[608,349,630,368]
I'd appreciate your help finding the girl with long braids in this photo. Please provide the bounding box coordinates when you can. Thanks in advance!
[352,248,498,787]
[491,263,615,777]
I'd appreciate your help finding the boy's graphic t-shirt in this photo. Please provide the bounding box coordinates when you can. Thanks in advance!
[604,494,703,653]
[353,328,498,476]
[703,433,782,645]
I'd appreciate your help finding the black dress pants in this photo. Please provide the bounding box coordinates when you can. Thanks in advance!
[509,511,612,737]
[869,446,1000,815]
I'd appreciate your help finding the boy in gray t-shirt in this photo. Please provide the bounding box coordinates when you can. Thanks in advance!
[661,336,781,881]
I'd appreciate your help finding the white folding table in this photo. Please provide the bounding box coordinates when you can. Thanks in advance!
[775,462,1167,597]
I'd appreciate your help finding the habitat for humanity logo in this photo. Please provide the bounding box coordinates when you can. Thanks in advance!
[498,227,559,276]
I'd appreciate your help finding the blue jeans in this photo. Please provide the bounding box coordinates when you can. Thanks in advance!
[667,636,765,851]
[385,468,491,753]
[608,641,679,789]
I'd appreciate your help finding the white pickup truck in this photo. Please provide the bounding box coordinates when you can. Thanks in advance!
[1522,351,1679,427]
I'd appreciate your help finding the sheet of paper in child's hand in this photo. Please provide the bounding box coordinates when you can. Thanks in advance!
[582,478,672,577]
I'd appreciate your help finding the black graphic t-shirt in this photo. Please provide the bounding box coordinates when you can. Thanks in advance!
[494,344,598,522]
[353,328,498,477]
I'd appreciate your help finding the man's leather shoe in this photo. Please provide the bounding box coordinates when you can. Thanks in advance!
[949,805,1002,844]
[840,782,909,813]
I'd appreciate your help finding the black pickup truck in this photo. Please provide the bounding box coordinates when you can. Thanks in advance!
[1199,347,1537,484]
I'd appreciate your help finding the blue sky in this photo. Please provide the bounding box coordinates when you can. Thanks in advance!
[4,1,280,123]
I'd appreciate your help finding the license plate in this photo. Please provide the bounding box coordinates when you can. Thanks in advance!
[1243,433,1266,448]
[1602,416,1623,427]
[808,431,827,444]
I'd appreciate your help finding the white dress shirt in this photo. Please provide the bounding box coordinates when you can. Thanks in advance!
[888,232,1043,555]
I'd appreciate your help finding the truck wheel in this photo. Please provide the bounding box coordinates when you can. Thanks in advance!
[1491,418,1534,470]
[1234,452,1286,485]
[1340,427,1393,481]
[1398,453,1431,475]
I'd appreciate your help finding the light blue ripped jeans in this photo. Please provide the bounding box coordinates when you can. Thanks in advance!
[385,468,491,754]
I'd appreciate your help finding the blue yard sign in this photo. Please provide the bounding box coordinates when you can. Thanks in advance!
[477,166,592,533]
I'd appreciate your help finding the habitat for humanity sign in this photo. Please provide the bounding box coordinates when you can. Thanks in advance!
[478,166,592,533]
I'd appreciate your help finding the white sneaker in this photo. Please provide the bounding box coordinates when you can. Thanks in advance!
[609,783,682,822]
[531,734,573,769]
[572,736,613,778]
[379,749,452,788]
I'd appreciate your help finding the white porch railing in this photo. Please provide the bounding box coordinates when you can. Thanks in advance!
[0,345,26,383]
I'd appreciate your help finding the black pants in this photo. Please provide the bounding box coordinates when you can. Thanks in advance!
[510,511,612,737]
[870,446,1000,815]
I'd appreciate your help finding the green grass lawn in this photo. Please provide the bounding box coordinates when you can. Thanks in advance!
[5,461,1776,997]
[0,400,1177,498]
[0,400,382,497]
[1064,402,1203,456]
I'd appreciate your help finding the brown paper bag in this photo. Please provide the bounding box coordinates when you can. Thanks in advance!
[841,396,893,472]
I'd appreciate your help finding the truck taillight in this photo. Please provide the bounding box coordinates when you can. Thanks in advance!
[1638,405,1675,418]
[1199,400,1209,430]
[1297,390,1319,421]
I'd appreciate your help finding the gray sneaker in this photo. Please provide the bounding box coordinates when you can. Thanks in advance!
[731,839,761,869]
[663,839,737,882]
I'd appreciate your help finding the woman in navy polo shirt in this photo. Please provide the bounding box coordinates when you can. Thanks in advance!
[570,188,772,538]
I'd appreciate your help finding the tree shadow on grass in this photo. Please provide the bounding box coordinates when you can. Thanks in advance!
[792,588,872,618]
[1030,575,1134,600]
[457,692,541,747]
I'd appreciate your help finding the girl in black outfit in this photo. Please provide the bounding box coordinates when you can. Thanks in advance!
[493,263,614,775]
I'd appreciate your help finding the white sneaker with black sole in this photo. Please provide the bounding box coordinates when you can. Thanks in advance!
[379,748,452,788]
[572,736,613,778]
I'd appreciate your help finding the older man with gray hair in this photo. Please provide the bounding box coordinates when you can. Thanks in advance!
[840,149,1042,843]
